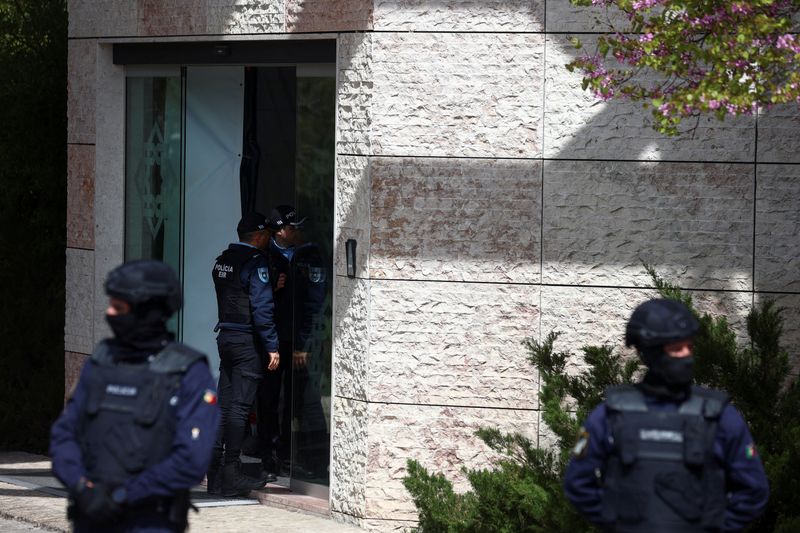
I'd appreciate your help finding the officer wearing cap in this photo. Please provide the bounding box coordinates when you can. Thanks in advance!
[50,260,219,532]
[257,205,327,478]
[563,298,769,532]
[207,212,280,496]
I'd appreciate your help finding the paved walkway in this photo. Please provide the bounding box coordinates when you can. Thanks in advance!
[0,452,362,532]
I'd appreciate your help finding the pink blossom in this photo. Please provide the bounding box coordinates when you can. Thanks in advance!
[632,0,661,9]
[708,100,722,110]
[639,33,654,42]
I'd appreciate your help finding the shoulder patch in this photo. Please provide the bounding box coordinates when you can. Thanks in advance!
[571,427,590,459]
[257,267,269,284]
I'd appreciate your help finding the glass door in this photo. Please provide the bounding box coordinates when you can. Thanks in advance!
[124,63,334,498]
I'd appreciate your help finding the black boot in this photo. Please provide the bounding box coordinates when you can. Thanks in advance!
[206,460,223,495]
[221,461,267,497]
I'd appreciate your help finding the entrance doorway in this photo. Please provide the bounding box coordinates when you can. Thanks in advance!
[123,61,335,497]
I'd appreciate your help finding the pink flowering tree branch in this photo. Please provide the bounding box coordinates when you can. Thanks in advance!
[567,0,800,135]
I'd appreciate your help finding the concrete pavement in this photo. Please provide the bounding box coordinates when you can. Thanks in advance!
[0,452,362,532]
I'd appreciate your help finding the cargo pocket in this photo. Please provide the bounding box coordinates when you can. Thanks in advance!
[655,471,702,522]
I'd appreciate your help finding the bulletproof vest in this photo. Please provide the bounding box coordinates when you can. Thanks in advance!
[79,341,207,486]
[213,245,264,325]
[601,385,728,533]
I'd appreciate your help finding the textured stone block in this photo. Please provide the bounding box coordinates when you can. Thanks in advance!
[371,33,544,158]
[755,165,800,292]
[364,403,539,520]
[757,106,800,163]
[67,144,95,250]
[361,518,416,532]
[68,1,137,37]
[545,2,629,33]
[138,0,208,35]
[94,44,126,344]
[207,0,285,34]
[67,39,96,145]
[544,35,756,161]
[543,160,754,290]
[373,0,543,32]
[539,285,753,363]
[287,0,373,32]
[65,248,94,355]
[335,155,370,278]
[334,276,370,401]
[369,280,539,408]
[65,351,89,401]
[370,157,542,282]
[331,397,368,519]
[337,33,373,156]
[755,293,800,368]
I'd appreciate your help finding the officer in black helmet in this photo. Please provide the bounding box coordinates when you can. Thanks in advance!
[564,298,769,532]
[50,260,219,532]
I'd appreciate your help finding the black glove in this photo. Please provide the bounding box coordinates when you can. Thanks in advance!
[74,481,123,524]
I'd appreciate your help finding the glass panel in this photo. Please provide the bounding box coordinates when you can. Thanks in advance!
[182,66,245,377]
[290,75,336,489]
[124,76,182,332]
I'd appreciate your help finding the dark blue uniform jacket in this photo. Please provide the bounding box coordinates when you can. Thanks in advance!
[564,395,769,532]
[215,242,279,353]
[50,357,219,504]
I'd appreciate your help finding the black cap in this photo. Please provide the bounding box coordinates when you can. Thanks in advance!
[237,212,269,234]
[267,205,307,230]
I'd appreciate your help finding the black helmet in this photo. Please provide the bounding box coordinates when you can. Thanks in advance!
[104,260,182,314]
[625,298,699,349]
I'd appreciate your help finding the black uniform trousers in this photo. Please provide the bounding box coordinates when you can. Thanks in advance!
[213,330,263,465]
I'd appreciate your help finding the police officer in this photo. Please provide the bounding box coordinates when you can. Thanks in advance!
[208,212,280,496]
[563,298,769,532]
[257,205,327,478]
[50,260,219,532]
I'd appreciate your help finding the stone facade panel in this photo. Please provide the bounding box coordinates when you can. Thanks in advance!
[755,165,800,292]
[373,0,542,32]
[371,33,544,158]
[369,280,539,408]
[138,0,207,35]
[544,36,756,161]
[757,106,800,163]
[68,1,137,37]
[334,276,370,401]
[337,33,373,156]
[208,0,285,34]
[335,156,370,279]
[540,285,753,364]
[287,0,373,32]
[543,160,754,290]
[331,397,368,519]
[755,293,800,369]
[67,145,95,250]
[370,157,541,283]
[364,403,538,520]
[545,2,629,33]
[67,39,96,145]
[65,248,94,355]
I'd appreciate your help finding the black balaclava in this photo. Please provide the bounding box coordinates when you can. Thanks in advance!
[106,300,172,359]
[638,345,694,401]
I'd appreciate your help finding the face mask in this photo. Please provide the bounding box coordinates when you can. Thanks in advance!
[656,355,695,387]
[105,303,169,351]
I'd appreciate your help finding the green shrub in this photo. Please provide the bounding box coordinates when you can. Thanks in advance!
[403,269,800,532]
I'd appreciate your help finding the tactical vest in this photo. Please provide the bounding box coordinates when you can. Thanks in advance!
[213,245,264,325]
[601,385,728,533]
[79,341,207,486]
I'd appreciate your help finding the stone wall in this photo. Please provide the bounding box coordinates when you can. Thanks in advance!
[65,1,800,531]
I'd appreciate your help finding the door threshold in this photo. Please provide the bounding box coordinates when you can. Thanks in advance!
[253,483,330,518]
